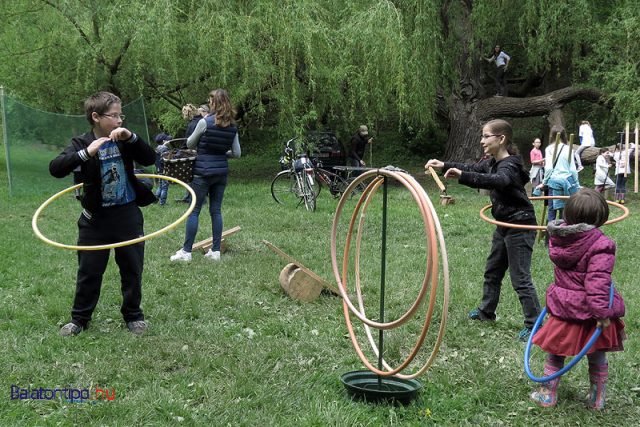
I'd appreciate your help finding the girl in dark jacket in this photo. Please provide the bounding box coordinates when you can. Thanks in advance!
[425,119,541,341]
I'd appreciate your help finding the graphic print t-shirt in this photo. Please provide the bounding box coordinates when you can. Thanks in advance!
[98,141,135,207]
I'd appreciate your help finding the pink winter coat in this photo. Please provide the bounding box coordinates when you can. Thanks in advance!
[545,220,625,321]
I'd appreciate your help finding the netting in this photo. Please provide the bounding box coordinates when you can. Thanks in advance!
[0,89,150,195]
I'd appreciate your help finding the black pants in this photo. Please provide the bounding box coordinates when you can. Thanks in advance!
[72,203,145,327]
[495,65,507,96]
[479,227,540,328]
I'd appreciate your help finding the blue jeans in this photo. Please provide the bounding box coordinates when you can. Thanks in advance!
[615,174,627,200]
[479,227,540,328]
[547,187,564,222]
[155,179,169,205]
[182,174,227,252]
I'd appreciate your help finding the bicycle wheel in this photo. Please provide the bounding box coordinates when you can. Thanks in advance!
[301,172,317,211]
[321,169,350,197]
[271,170,302,206]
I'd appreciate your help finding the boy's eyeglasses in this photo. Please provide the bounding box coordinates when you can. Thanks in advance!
[481,134,502,139]
[100,113,126,120]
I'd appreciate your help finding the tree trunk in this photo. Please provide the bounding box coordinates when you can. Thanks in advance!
[443,86,609,162]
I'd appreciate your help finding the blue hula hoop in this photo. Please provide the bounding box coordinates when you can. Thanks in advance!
[524,283,614,383]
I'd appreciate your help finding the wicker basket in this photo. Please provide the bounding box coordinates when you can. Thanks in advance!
[161,149,197,183]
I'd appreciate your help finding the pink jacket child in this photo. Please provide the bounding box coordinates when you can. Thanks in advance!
[545,222,625,321]
[530,188,625,410]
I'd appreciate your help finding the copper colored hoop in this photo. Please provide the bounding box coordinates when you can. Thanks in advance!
[32,174,196,250]
[479,196,630,230]
[351,172,450,378]
[333,170,437,330]
[331,169,449,378]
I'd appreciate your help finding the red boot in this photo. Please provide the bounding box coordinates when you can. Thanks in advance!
[587,362,608,410]
[531,363,561,407]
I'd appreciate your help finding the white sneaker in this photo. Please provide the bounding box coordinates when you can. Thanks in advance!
[170,249,192,262]
[204,250,221,261]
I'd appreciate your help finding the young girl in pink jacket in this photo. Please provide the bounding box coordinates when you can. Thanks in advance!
[530,188,626,410]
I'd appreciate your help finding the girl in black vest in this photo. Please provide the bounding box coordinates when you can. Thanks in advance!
[171,89,241,262]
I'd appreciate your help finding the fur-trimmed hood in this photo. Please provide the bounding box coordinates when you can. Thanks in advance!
[544,219,624,321]
[548,220,604,270]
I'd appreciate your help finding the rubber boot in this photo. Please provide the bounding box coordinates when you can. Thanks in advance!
[530,362,561,407]
[587,362,608,410]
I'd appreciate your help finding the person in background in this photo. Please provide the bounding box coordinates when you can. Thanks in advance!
[176,104,203,203]
[482,44,511,96]
[594,148,614,195]
[348,125,373,168]
[612,141,635,204]
[153,132,173,206]
[575,120,595,172]
[529,137,545,193]
[170,89,241,262]
[536,125,579,223]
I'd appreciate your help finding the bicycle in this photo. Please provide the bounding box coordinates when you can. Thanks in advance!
[271,138,318,211]
[312,159,351,198]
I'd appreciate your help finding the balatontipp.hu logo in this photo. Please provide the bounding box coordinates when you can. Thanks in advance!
[11,385,116,403]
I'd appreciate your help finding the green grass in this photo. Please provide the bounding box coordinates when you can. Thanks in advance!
[1,146,639,426]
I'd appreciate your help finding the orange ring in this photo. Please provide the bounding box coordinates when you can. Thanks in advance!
[333,170,437,330]
[346,173,437,375]
[352,172,450,378]
[331,169,450,378]
[479,196,630,230]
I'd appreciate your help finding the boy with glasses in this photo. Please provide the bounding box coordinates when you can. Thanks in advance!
[49,91,156,336]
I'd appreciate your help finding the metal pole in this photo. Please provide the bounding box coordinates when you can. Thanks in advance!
[0,86,12,195]
[377,176,388,387]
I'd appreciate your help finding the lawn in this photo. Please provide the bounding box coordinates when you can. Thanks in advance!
[0,142,638,426]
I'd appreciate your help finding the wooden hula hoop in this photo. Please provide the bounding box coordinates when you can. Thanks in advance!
[333,170,436,330]
[331,169,450,378]
[365,173,450,379]
[354,172,449,378]
[479,196,630,230]
[32,173,196,251]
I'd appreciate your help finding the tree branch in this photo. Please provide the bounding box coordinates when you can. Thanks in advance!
[39,0,108,68]
[476,86,611,120]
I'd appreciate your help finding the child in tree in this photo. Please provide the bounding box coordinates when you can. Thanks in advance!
[530,188,625,409]
[425,119,540,340]
[49,91,157,336]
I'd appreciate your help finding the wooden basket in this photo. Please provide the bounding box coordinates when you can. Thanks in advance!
[161,149,196,183]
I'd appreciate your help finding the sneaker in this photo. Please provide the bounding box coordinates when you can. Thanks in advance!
[127,320,148,335]
[170,249,192,262]
[204,249,221,261]
[620,199,625,205]
[468,308,495,321]
[59,322,82,337]
[577,166,584,172]
[518,327,533,342]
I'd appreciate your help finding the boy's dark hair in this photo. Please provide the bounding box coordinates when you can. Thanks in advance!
[563,188,609,227]
[84,91,121,126]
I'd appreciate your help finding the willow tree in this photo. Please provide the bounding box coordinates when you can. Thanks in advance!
[1,0,638,160]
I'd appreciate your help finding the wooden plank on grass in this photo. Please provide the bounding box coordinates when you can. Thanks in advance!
[193,226,242,252]
[262,240,340,296]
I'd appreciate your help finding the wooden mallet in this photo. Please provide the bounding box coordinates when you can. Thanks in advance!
[427,166,454,205]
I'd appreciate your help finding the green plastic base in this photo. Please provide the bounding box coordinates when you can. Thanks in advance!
[341,370,422,404]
